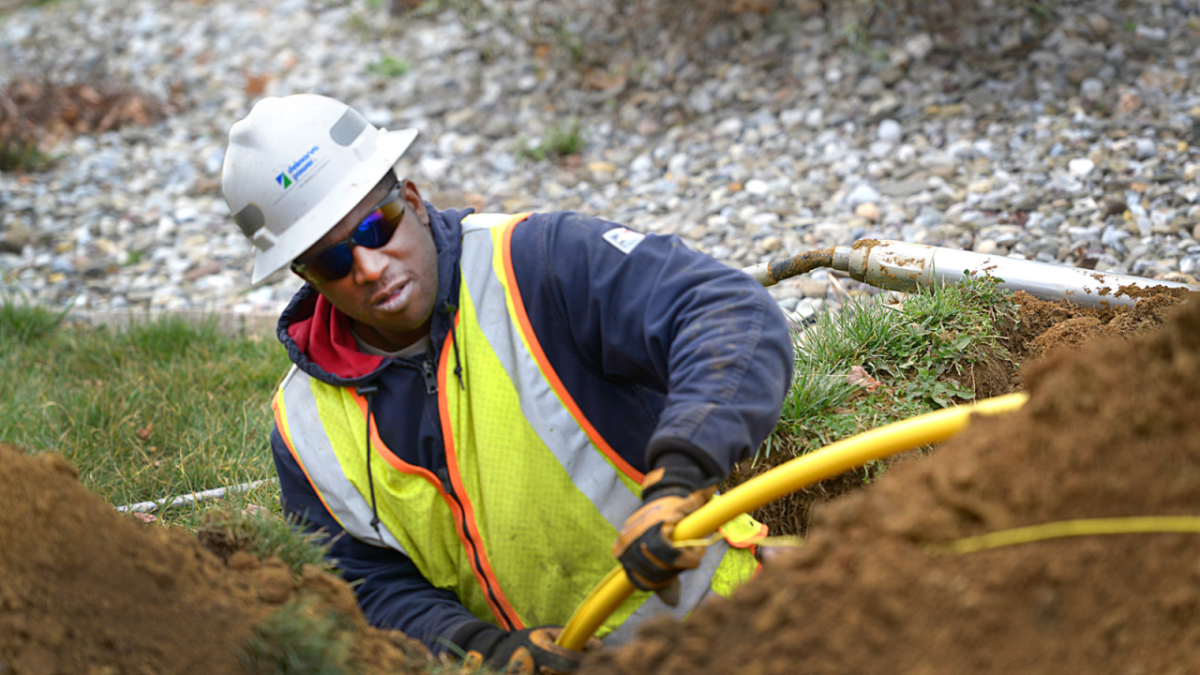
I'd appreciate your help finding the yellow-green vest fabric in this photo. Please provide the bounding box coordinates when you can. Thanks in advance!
[273,213,760,642]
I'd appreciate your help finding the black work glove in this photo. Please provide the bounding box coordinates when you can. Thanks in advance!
[612,463,719,606]
[462,626,600,675]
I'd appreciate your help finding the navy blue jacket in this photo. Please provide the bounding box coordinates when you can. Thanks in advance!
[271,205,793,655]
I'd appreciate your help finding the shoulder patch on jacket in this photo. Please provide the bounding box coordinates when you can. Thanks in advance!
[601,227,646,254]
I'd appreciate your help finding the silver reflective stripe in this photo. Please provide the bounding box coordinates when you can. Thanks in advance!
[279,366,407,554]
[604,541,729,646]
[461,213,511,232]
[459,215,642,531]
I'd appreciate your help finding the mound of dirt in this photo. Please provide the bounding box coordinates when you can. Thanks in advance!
[0,443,431,675]
[582,293,1200,675]
[1011,290,1185,364]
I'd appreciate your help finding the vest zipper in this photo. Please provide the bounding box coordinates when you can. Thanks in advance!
[436,465,518,631]
[420,357,438,394]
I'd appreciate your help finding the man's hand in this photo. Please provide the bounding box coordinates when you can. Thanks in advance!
[464,626,599,675]
[613,464,718,605]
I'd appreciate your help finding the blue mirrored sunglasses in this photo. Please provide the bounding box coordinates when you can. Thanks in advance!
[291,186,407,283]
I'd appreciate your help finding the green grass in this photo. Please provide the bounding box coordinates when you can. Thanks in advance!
[0,138,58,172]
[239,597,357,675]
[520,118,586,162]
[0,288,72,343]
[0,301,291,528]
[366,54,410,77]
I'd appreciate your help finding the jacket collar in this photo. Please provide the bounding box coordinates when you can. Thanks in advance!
[276,203,473,386]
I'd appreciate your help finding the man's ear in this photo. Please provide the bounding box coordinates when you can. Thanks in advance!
[401,179,430,227]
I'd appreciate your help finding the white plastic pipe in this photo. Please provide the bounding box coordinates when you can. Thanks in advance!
[116,478,278,513]
[829,240,1199,308]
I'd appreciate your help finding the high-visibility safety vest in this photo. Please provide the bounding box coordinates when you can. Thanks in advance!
[273,213,762,643]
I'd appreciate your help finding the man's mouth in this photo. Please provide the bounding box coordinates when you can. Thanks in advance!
[373,282,410,311]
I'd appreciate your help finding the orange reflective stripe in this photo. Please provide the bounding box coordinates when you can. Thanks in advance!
[349,396,440,485]
[273,390,340,524]
[436,317,524,631]
[498,217,646,486]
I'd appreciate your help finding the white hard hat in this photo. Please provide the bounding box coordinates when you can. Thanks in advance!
[221,94,418,284]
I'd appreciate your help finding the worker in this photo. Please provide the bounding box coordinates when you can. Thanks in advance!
[221,94,793,674]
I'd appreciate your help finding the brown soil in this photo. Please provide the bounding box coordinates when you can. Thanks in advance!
[727,291,1184,539]
[581,293,1200,675]
[1009,290,1184,364]
[0,443,432,675]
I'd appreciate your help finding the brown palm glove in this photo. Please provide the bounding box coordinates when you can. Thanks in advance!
[463,626,600,675]
[612,464,719,605]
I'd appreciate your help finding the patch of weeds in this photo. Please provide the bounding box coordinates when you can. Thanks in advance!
[762,274,1018,465]
[519,118,586,162]
[124,249,145,266]
[198,508,332,576]
[239,597,355,675]
[841,19,871,53]
[0,289,69,344]
[343,13,376,39]
[0,139,57,172]
[551,23,585,65]
[727,276,1020,536]
[408,0,493,31]
[366,54,410,78]
[1022,0,1057,21]
[874,273,1017,408]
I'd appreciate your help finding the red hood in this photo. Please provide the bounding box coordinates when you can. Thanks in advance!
[287,294,385,380]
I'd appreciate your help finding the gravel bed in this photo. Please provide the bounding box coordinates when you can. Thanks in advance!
[2,0,1200,323]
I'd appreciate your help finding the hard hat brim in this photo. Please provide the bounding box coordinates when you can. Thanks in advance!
[249,127,419,285]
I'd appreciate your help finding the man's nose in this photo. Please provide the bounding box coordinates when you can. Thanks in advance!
[351,245,388,283]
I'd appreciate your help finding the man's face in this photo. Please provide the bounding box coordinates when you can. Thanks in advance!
[297,177,439,352]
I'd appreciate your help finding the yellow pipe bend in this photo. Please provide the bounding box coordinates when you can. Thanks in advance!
[556,391,1029,650]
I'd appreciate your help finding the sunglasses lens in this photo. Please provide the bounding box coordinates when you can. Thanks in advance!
[294,199,404,282]
[355,210,391,248]
[301,243,356,282]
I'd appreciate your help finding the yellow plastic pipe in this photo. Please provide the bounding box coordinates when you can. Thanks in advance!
[556,391,1029,650]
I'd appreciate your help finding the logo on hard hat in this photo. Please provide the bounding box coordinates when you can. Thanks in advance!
[276,145,321,190]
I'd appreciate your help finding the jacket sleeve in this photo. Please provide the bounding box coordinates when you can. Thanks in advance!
[270,427,487,655]
[517,212,794,479]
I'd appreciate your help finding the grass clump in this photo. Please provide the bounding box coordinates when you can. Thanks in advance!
[0,299,290,527]
[366,54,410,77]
[239,597,356,675]
[0,288,71,343]
[521,118,586,162]
[0,138,58,172]
[782,273,1017,434]
[728,276,1018,535]
[198,508,333,577]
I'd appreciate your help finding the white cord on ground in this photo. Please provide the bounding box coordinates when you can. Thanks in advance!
[116,478,278,513]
